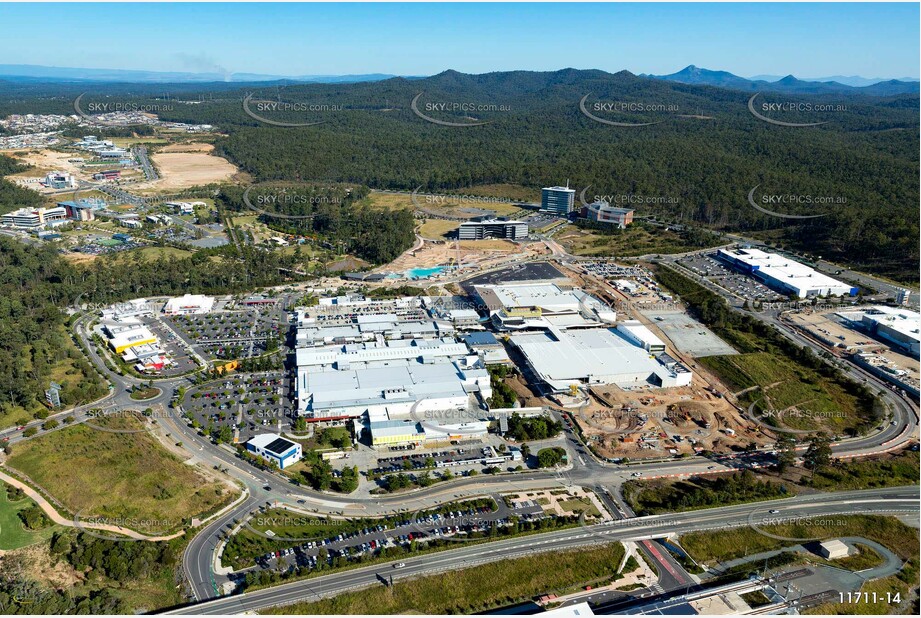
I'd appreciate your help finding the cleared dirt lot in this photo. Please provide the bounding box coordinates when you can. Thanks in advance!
[138,142,238,190]
[575,384,771,459]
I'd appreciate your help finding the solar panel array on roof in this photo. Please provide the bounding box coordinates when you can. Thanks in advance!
[264,437,297,455]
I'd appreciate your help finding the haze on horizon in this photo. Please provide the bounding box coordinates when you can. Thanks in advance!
[0,2,917,81]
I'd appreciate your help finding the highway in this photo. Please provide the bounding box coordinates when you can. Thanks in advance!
[161,486,919,615]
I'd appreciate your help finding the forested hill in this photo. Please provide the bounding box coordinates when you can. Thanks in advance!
[1,68,918,281]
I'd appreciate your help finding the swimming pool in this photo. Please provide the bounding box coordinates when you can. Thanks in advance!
[405,266,447,279]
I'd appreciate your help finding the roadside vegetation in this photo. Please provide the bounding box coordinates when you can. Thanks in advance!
[680,514,918,565]
[262,542,627,615]
[623,470,793,515]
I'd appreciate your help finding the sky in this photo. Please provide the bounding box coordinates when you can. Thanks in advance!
[0,2,917,79]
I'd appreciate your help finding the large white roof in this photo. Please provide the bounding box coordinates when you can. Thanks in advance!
[718,248,852,296]
[511,327,687,390]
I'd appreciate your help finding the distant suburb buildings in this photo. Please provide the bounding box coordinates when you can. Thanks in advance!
[717,248,857,298]
[458,217,529,240]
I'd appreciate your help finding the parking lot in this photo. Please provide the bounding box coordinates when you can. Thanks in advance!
[182,371,290,442]
[167,310,284,360]
[144,317,200,375]
[461,261,567,293]
[370,444,520,477]
[678,253,784,301]
[247,496,555,576]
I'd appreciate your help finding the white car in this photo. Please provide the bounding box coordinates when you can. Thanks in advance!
[769,509,780,514]
[393,562,406,569]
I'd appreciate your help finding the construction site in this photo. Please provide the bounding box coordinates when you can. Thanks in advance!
[574,384,772,460]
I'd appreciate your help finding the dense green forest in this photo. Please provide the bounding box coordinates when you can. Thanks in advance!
[0,153,42,213]
[0,70,917,279]
[216,183,415,264]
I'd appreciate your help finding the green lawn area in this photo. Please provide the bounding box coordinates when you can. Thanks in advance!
[263,542,626,615]
[6,414,236,533]
[0,482,59,550]
[558,497,601,518]
[131,246,194,261]
[418,218,460,238]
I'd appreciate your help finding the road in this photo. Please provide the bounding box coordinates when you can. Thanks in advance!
[134,145,159,181]
[161,486,919,615]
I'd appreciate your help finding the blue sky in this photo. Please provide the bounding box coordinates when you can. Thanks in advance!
[0,2,917,79]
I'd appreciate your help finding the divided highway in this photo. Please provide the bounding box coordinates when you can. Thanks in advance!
[162,486,919,615]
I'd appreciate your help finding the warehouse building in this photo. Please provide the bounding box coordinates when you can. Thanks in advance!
[457,218,529,240]
[716,248,857,298]
[510,326,692,392]
[246,434,303,469]
[616,321,667,354]
[837,306,920,357]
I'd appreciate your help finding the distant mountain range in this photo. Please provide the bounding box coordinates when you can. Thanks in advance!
[0,64,418,84]
[646,65,919,96]
[751,74,920,87]
[0,64,918,95]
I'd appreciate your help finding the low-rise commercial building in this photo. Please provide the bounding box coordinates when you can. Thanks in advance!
[246,434,303,469]
[581,201,634,228]
[457,218,529,240]
[510,326,692,392]
[716,248,856,298]
[295,338,491,421]
[1,206,68,229]
[163,294,215,315]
